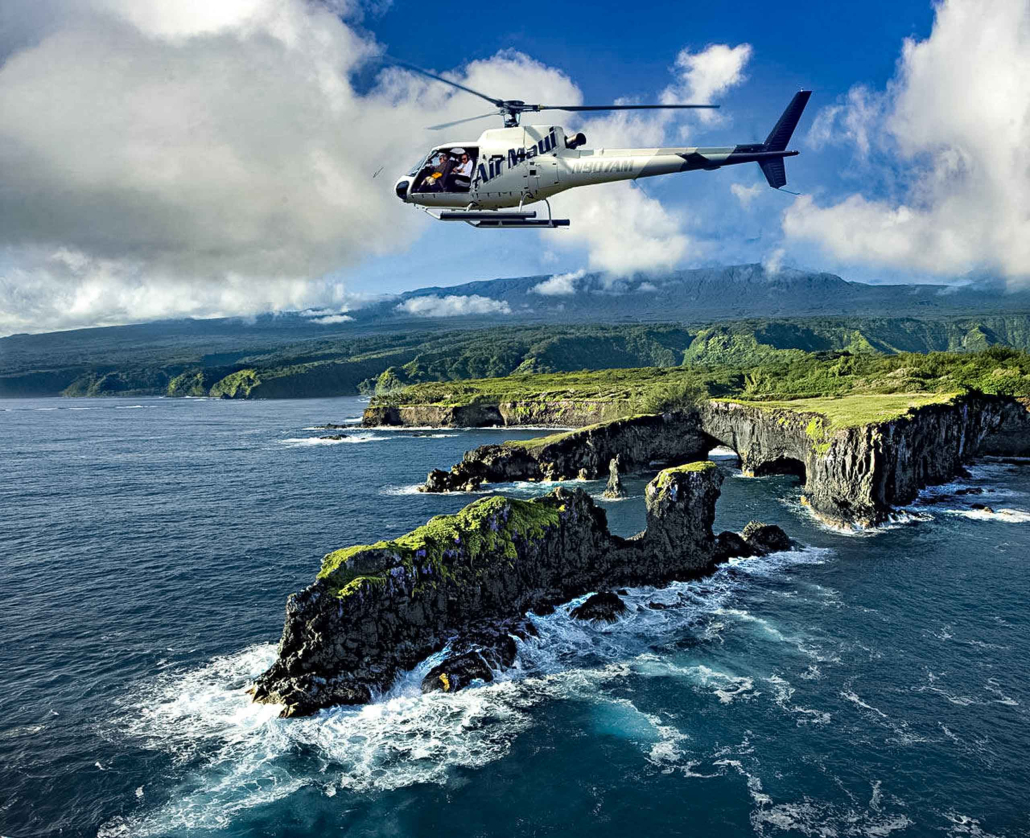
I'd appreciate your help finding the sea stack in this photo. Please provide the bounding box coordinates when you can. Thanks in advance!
[602,455,627,499]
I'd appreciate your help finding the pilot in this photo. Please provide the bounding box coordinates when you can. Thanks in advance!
[421,151,452,192]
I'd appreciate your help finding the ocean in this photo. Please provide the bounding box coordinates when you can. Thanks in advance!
[1,396,1027,837]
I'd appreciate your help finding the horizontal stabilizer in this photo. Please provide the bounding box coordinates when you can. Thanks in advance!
[759,157,787,189]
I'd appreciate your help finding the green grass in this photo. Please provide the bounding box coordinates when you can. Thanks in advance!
[370,367,709,409]
[318,494,563,597]
[661,460,719,474]
[719,393,958,431]
[716,393,960,454]
[504,414,656,453]
[372,347,1030,419]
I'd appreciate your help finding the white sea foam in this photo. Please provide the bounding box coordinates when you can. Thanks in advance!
[944,507,1030,523]
[942,812,1004,838]
[279,434,388,447]
[106,546,836,835]
[380,484,426,496]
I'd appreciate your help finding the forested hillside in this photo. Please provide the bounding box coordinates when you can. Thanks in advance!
[5,315,1030,399]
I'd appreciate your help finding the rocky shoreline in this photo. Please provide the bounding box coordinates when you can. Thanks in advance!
[411,394,1030,529]
[252,461,792,717]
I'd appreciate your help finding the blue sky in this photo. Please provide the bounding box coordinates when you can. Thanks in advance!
[0,0,1027,333]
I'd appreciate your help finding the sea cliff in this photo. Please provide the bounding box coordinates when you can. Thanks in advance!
[252,462,785,717]
[700,394,1030,527]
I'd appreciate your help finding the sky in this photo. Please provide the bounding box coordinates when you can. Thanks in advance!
[0,0,1027,335]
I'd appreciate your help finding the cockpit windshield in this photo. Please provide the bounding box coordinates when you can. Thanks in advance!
[407,154,430,177]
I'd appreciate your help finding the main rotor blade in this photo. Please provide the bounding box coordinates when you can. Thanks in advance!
[537,104,719,112]
[427,112,500,131]
[389,59,504,108]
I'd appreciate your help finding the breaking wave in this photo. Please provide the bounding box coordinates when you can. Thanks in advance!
[103,547,836,836]
[279,434,388,447]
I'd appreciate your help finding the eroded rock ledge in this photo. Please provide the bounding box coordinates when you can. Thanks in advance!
[252,462,783,717]
[421,412,709,492]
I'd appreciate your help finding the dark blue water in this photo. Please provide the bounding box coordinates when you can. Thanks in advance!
[2,397,1028,838]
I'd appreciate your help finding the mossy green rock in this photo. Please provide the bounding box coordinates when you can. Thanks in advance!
[253,462,725,717]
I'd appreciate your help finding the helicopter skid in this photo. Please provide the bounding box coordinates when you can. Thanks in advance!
[471,218,569,229]
[437,210,536,221]
[433,208,569,229]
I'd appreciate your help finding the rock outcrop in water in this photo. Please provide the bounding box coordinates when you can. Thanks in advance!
[252,461,788,716]
[419,412,709,493]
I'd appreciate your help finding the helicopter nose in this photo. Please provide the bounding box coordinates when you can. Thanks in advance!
[394,179,410,202]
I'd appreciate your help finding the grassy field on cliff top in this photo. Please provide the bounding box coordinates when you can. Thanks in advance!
[718,393,958,431]
[372,348,1030,417]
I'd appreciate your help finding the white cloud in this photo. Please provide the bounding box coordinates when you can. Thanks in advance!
[545,42,753,276]
[805,85,885,157]
[762,247,787,275]
[310,314,354,324]
[396,294,511,317]
[530,269,585,296]
[662,43,752,125]
[784,0,1030,284]
[731,183,763,209]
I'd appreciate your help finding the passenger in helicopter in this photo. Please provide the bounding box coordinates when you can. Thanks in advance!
[447,149,473,191]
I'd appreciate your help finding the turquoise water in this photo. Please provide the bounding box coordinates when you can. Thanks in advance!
[1,396,1028,837]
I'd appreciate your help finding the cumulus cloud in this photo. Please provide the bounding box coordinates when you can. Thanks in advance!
[531,269,585,296]
[545,42,753,276]
[310,314,354,324]
[731,183,763,209]
[396,294,511,317]
[662,43,752,126]
[783,0,1030,284]
[0,0,755,332]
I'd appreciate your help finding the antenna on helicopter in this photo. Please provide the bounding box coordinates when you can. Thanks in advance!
[387,59,719,129]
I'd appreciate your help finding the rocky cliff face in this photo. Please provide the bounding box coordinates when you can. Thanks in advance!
[362,399,624,428]
[421,412,710,492]
[700,395,1030,527]
[252,462,750,717]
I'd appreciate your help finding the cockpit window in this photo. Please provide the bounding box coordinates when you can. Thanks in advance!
[407,154,430,177]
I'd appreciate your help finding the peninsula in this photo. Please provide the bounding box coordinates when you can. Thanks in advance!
[252,462,791,716]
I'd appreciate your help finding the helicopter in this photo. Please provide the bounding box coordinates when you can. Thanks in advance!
[392,62,811,229]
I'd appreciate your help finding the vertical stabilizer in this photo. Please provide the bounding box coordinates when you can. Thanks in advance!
[760,90,811,188]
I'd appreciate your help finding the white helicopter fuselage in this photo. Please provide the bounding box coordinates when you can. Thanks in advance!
[396,123,785,211]
[393,91,810,226]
